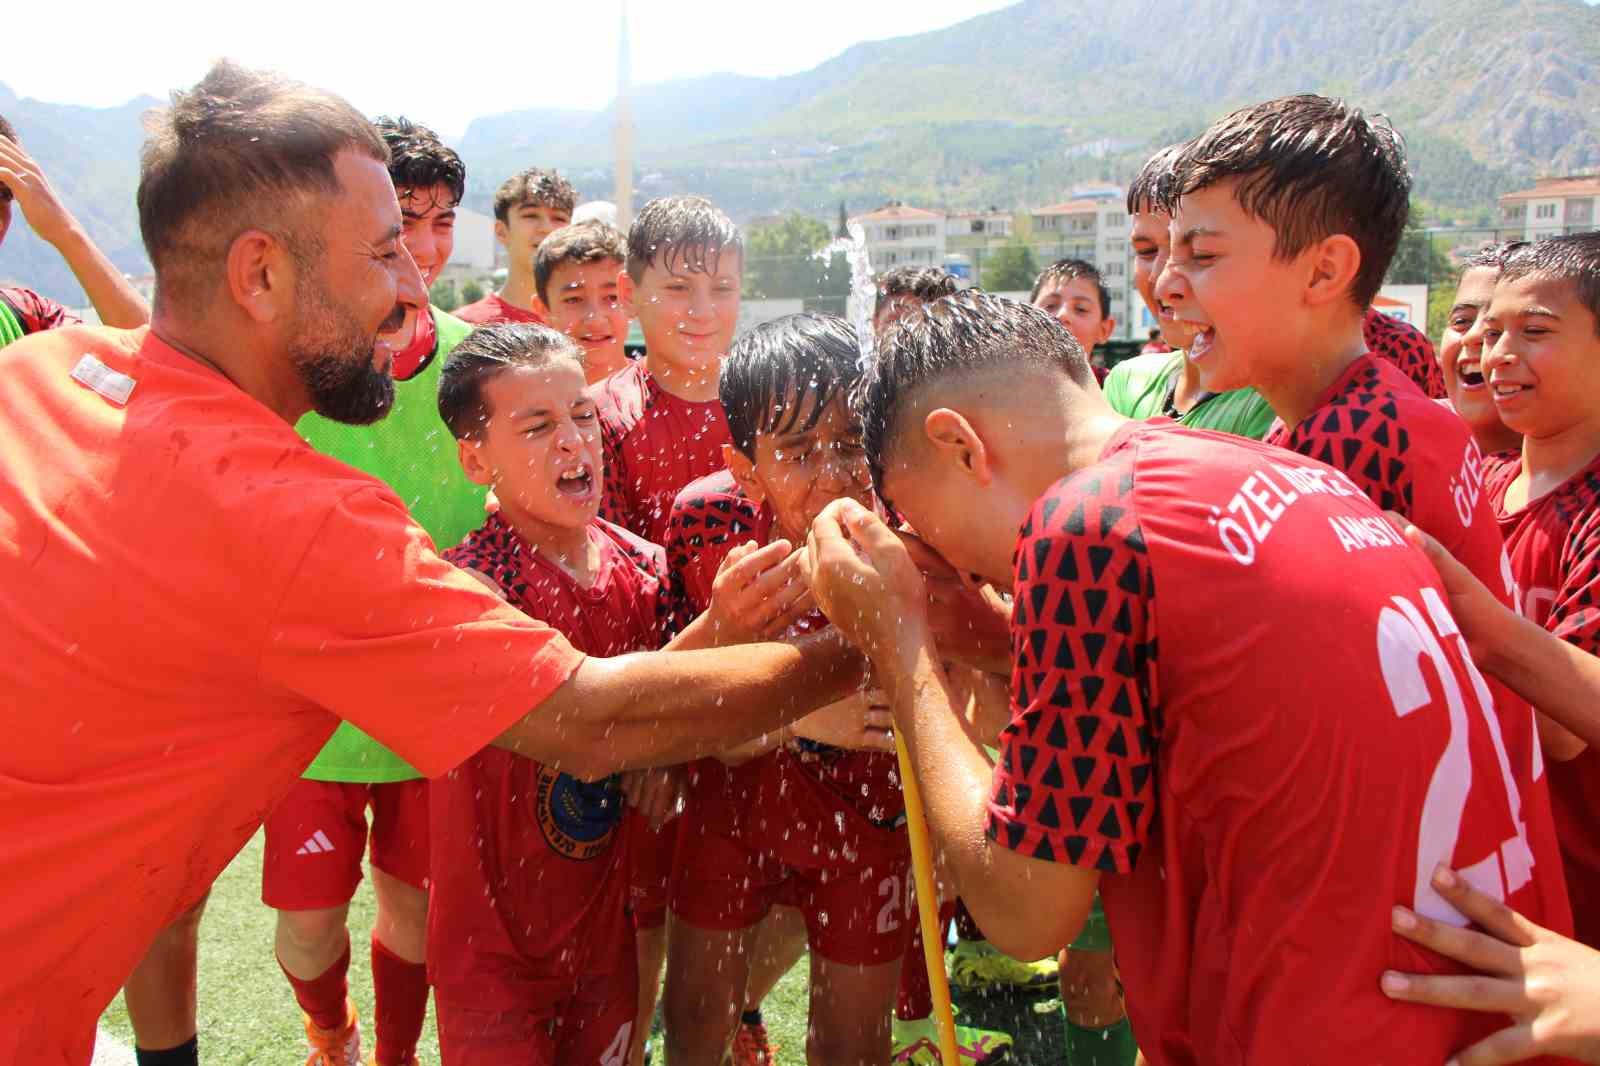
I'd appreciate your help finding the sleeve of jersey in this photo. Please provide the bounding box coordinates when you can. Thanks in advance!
[986,474,1159,874]
[13,288,81,332]
[262,487,586,778]
[1548,508,1600,658]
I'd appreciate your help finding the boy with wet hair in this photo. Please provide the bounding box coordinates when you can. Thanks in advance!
[264,114,475,1066]
[1438,242,1525,459]
[1031,258,1115,381]
[590,191,744,1059]
[457,166,578,325]
[1157,94,1575,905]
[663,312,919,1066]
[804,289,1574,1063]
[1104,143,1273,438]
[0,112,149,341]
[1479,231,1600,949]
[535,219,632,384]
[874,266,959,334]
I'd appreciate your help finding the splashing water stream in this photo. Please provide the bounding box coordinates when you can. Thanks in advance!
[814,222,877,371]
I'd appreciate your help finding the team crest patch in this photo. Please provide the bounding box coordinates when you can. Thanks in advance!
[535,765,624,861]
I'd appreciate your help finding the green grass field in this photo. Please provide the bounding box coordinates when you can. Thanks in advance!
[98,831,1068,1064]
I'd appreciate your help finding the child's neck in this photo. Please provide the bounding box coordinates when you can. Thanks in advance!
[1515,419,1600,508]
[501,505,600,588]
[497,268,539,313]
[1474,423,1523,461]
[1261,321,1368,431]
[1172,352,1206,414]
[645,354,721,402]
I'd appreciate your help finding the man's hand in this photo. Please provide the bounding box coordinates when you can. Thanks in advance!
[803,498,930,665]
[700,539,814,646]
[899,529,1012,675]
[1381,865,1600,1065]
[621,766,685,829]
[792,690,895,752]
[0,137,78,247]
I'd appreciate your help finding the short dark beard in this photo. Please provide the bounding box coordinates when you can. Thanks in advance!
[288,260,396,425]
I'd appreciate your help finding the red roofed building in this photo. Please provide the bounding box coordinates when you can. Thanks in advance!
[850,201,947,269]
[1498,175,1600,242]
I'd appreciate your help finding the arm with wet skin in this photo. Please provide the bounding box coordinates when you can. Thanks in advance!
[801,498,1099,961]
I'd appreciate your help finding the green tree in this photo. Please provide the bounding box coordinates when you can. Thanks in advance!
[1386,206,1455,288]
[745,213,836,300]
[429,278,460,312]
[460,278,486,306]
[983,239,1041,292]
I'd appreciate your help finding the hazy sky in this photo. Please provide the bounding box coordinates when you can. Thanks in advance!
[1,0,1018,138]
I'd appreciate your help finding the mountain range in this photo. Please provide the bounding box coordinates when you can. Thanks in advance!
[5,0,1598,305]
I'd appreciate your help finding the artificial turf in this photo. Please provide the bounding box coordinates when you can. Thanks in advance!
[97,832,1069,1064]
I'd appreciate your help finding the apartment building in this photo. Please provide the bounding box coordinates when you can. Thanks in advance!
[1022,185,1136,336]
[1497,175,1599,241]
[850,202,947,269]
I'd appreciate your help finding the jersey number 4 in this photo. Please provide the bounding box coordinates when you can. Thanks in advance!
[1377,587,1535,926]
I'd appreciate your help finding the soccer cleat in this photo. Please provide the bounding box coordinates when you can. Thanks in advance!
[303,998,361,1066]
[731,1018,778,1065]
[948,938,1059,992]
[891,1012,1014,1064]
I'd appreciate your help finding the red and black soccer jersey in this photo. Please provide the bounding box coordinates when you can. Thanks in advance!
[1488,452,1600,948]
[665,470,906,831]
[453,292,546,327]
[591,361,732,547]
[429,513,667,1010]
[988,420,1572,1065]
[0,286,79,341]
[1364,306,1444,400]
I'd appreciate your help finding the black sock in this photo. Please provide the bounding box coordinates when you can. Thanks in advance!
[741,1008,763,1027]
[135,1037,199,1066]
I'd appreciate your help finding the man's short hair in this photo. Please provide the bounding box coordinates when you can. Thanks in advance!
[492,168,577,223]
[0,114,17,144]
[626,195,742,283]
[1500,231,1600,338]
[534,220,627,306]
[1127,142,1185,215]
[437,323,585,440]
[720,313,863,458]
[857,292,1093,496]
[1465,240,1528,272]
[1169,93,1411,309]
[137,60,388,309]
[1030,258,1111,318]
[875,267,959,314]
[375,116,464,205]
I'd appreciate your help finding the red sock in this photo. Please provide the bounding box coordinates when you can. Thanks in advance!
[371,933,429,1066]
[279,937,350,1032]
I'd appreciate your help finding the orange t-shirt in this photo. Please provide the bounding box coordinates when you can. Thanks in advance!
[0,325,585,1064]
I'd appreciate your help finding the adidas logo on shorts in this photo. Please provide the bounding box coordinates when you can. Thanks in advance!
[295,830,337,856]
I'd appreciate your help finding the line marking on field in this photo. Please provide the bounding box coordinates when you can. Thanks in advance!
[92,1026,137,1066]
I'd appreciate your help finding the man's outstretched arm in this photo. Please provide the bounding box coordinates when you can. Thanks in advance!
[491,627,865,781]
[0,137,150,328]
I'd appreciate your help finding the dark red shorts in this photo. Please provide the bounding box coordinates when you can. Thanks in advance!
[626,810,681,931]
[671,753,912,966]
[434,963,637,1066]
[262,778,430,909]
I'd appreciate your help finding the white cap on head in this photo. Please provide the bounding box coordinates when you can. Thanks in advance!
[572,201,618,226]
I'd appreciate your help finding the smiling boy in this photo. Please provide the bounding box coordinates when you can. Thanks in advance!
[535,220,633,384]
[1479,232,1600,949]
[456,167,576,325]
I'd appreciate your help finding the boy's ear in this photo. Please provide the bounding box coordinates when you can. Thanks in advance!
[924,407,991,484]
[457,437,495,488]
[724,442,766,505]
[493,219,509,246]
[1304,234,1363,308]
[1097,316,1117,345]
[617,269,638,317]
